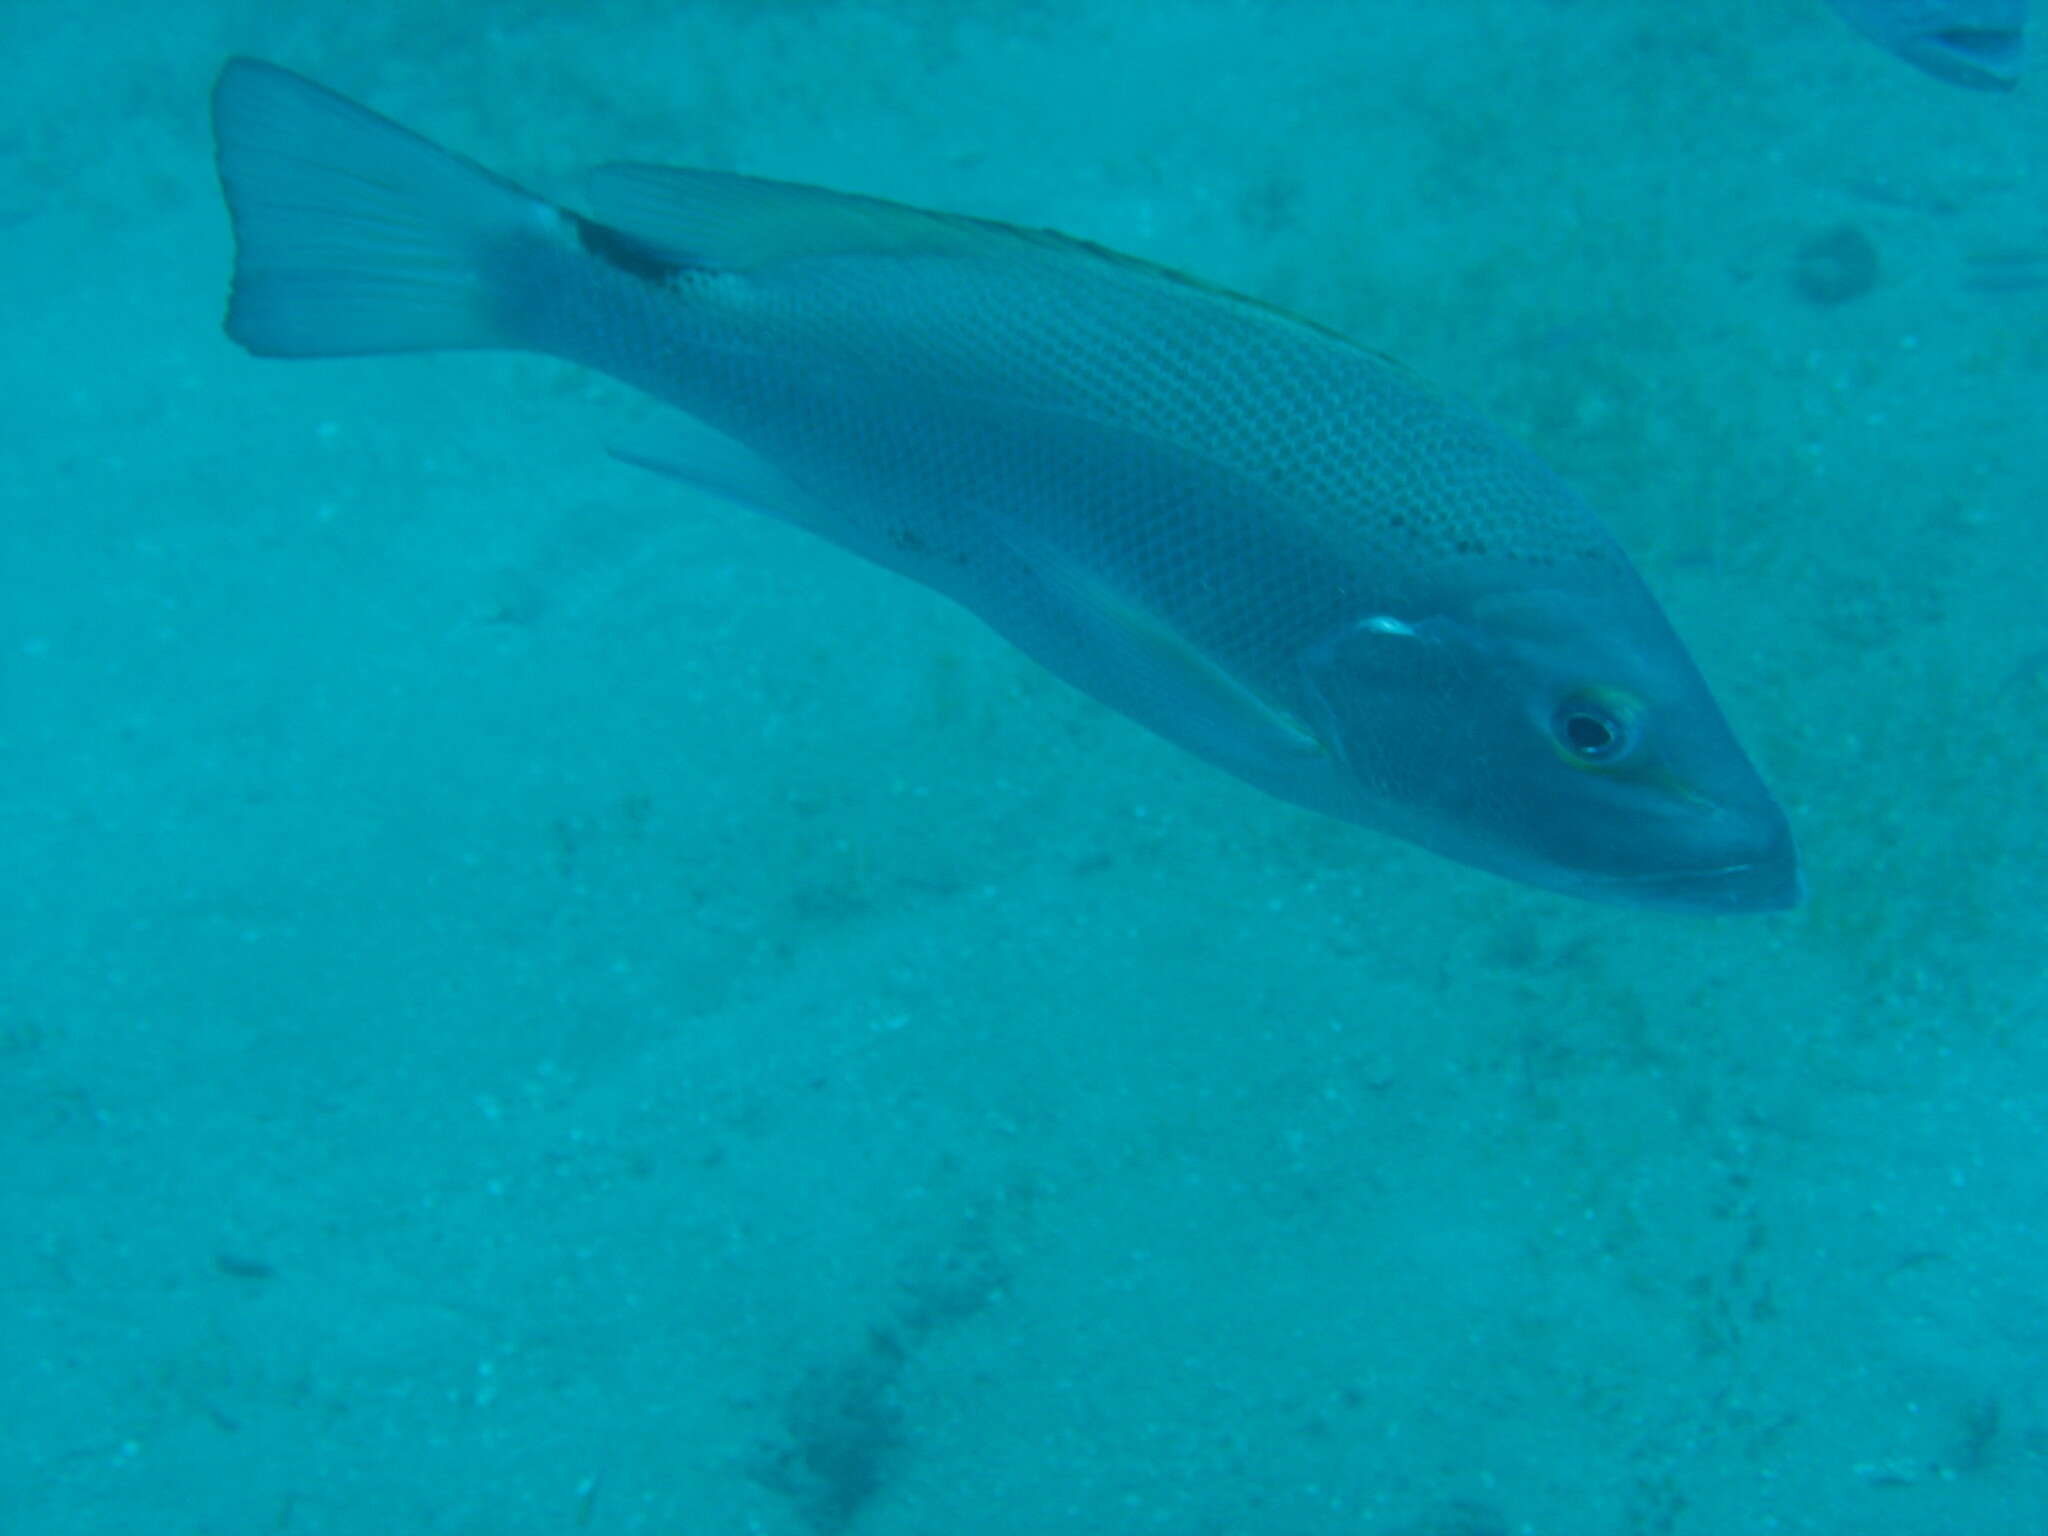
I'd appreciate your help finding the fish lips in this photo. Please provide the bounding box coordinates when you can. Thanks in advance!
[1579,827,1805,914]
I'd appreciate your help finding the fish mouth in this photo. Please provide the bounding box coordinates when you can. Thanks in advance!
[1584,854,1806,914]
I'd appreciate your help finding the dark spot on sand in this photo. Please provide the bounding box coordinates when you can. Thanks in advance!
[752,1332,907,1533]
[1793,224,1880,306]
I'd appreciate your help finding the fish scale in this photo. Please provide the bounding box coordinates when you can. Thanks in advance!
[212,57,1799,910]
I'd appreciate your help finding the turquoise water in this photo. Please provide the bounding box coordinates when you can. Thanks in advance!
[4,2,2044,1531]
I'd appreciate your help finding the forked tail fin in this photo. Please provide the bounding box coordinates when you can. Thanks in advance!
[211,57,547,358]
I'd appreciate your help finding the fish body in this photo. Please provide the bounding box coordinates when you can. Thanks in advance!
[211,59,1800,911]
[1822,0,2027,89]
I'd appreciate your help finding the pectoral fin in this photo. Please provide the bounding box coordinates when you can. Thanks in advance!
[988,518,1323,763]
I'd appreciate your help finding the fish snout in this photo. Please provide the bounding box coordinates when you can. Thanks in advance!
[1591,799,1804,913]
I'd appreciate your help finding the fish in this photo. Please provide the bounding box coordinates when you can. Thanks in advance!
[1821,0,2028,90]
[210,58,1801,913]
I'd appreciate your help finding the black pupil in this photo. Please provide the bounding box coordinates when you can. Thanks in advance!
[1563,710,1616,757]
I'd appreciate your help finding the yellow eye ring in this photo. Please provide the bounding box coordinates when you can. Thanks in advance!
[1551,687,1643,767]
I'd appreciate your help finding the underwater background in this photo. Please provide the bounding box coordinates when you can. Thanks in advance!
[4,1,2044,1531]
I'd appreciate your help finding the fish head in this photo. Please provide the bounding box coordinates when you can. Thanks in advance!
[1300,573,1801,913]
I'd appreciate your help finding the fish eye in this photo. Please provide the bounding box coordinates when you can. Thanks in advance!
[1550,688,1641,766]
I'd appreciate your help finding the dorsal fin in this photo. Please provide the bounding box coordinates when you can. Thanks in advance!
[584,164,993,271]
[582,162,1403,363]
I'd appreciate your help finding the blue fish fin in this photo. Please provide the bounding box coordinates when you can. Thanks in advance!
[986,518,1323,763]
[212,58,546,357]
[583,164,966,272]
[581,163,1366,354]
[608,412,825,525]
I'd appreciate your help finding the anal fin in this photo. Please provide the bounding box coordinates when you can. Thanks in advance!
[608,411,822,528]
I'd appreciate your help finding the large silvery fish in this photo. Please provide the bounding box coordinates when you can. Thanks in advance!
[211,59,1800,912]
[1822,0,2027,89]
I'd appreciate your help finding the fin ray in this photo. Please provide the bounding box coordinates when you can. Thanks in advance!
[584,164,976,271]
[211,58,544,357]
[607,411,825,528]
[987,517,1322,762]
